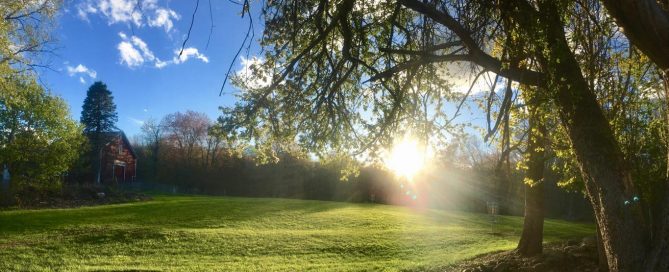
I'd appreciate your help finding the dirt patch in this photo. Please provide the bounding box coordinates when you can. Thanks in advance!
[443,236,601,272]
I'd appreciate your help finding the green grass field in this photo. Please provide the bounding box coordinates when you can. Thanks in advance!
[0,196,594,271]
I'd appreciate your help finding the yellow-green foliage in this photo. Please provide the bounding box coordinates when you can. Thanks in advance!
[0,0,60,69]
[0,77,84,187]
[0,196,594,271]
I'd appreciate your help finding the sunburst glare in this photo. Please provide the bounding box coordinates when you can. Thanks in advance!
[384,136,429,181]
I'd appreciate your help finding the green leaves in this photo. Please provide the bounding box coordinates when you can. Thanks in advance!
[80,81,118,134]
[224,0,470,163]
[0,76,84,187]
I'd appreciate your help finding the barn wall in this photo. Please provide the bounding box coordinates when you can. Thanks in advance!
[101,135,137,182]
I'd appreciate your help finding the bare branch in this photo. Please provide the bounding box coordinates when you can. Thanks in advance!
[179,0,200,57]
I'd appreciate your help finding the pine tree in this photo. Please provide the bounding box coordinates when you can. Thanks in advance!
[81,81,118,134]
[80,81,118,183]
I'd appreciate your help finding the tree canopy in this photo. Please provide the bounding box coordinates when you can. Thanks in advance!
[0,0,60,72]
[0,76,84,190]
[222,0,669,270]
[80,81,118,134]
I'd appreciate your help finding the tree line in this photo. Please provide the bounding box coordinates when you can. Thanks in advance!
[133,112,592,220]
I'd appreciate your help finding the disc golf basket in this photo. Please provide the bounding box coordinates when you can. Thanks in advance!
[486,200,499,234]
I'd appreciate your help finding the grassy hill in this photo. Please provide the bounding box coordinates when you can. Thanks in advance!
[0,196,593,271]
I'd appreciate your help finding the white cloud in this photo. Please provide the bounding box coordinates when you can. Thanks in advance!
[128,117,145,126]
[152,47,209,68]
[79,77,86,84]
[76,0,180,33]
[118,40,144,67]
[77,2,98,21]
[116,32,207,69]
[174,47,209,64]
[99,0,142,26]
[154,59,168,68]
[141,0,158,10]
[66,64,97,78]
[131,36,155,61]
[117,32,165,68]
[148,8,180,32]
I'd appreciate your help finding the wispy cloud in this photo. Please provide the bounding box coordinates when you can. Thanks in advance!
[116,32,209,69]
[66,64,97,84]
[148,8,180,32]
[117,32,160,68]
[76,0,180,33]
[118,40,144,67]
[66,64,97,78]
[173,48,209,64]
[128,117,145,126]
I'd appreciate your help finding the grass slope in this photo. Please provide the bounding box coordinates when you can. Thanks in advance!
[0,196,593,271]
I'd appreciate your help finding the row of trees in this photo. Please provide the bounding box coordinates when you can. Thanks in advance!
[135,111,371,200]
[133,111,592,220]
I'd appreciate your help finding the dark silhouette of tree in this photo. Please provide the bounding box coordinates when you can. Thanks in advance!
[80,81,118,183]
[516,103,547,256]
[81,82,118,134]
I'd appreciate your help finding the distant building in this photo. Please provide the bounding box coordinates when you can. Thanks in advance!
[97,131,137,183]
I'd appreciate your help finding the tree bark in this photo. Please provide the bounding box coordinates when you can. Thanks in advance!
[398,1,663,269]
[534,1,649,270]
[517,107,546,256]
[599,0,669,71]
[645,71,669,271]
[596,221,609,272]
[590,1,669,270]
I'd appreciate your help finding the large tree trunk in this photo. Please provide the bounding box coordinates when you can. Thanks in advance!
[534,1,649,270]
[595,1,669,270]
[595,221,609,272]
[645,72,669,271]
[517,107,546,256]
[401,0,665,269]
[599,0,669,71]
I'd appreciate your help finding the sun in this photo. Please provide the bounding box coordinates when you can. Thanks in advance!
[384,136,427,181]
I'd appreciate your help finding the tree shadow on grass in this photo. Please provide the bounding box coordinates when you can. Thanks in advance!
[61,226,167,245]
[0,196,349,234]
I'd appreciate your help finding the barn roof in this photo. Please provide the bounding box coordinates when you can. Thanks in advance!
[96,131,137,158]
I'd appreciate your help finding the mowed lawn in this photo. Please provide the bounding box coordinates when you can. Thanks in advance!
[0,196,594,271]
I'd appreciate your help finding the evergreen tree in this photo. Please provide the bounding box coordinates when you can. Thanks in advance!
[81,81,118,134]
[80,81,118,183]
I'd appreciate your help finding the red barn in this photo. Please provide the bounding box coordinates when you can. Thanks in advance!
[98,131,137,183]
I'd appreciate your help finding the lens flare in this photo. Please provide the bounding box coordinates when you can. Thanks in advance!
[384,136,427,181]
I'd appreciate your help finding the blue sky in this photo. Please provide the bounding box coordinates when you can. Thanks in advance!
[39,0,491,143]
[40,0,262,137]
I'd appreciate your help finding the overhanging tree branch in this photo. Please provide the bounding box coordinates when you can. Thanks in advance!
[368,53,471,82]
[398,0,545,86]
